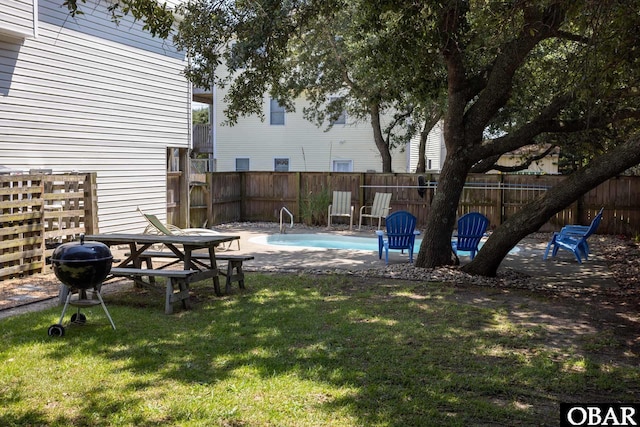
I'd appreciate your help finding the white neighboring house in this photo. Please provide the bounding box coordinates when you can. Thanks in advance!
[0,0,191,233]
[195,86,424,173]
[194,87,558,175]
[407,120,447,173]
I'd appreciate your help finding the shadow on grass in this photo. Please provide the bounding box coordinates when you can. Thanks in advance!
[1,273,638,426]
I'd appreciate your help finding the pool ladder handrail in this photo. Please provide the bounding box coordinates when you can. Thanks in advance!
[279,206,294,233]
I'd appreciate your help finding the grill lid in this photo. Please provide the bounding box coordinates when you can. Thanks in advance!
[51,234,113,263]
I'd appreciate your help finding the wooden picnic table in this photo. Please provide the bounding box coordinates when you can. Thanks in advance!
[84,233,241,312]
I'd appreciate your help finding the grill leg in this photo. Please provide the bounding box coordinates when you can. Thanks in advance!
[58,290,73,325]
[94,289,116,330]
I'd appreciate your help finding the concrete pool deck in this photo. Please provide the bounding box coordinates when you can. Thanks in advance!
[223,223,617,291]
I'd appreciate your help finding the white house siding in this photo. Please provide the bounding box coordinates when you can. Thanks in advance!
[0,0,37,38]
[408,120,445,173]
[214,90,408,173]
[0,0,190,233]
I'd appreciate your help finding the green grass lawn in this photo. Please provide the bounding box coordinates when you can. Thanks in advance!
[1,273,637,426]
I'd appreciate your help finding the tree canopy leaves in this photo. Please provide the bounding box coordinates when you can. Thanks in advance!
[63,0,175,38]
[71,0,640,271]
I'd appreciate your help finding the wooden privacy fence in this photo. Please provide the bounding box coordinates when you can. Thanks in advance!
[190,172,640,236]
[0,173,98,281]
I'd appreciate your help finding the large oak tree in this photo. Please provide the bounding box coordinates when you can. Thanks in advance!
[403,0,640,269]
[70,0,640,274]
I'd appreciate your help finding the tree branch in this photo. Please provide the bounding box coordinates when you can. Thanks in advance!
[475,92,574,160]
[470,145,557,173]
[67,0,175,38]
[542,109,640,133]
[465,2,568,134]
[554,30,590,44]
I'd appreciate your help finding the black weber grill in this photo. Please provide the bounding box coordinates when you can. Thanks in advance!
[48,235,116,336]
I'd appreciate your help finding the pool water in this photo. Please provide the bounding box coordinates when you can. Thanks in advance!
[250,233,520,255]
[253,234,390,251]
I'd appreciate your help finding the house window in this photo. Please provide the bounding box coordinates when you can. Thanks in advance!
[329,97,346,125]
[229,42,245,70]
[331,110,346,125]
[235,158,250,171]
[270,99,285,125]
[428,159,432,170]
[332,160,353,172]
[274,158,289,172]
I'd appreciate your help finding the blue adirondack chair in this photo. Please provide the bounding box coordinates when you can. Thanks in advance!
[543,208,603,264]
[553,207,603,257]
[452,212,489,260]
[376,211,420,264]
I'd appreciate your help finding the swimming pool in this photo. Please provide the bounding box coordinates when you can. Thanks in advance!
[249,233,520,255]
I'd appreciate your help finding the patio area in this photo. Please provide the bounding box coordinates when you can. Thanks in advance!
[220,222,620,291]
[0,222,624,318]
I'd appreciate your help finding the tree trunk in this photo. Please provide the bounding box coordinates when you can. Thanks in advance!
[416,110,442,173]
[415,113,441,173]
[415,150,472,268]
[463,134,640,277]
[370,103,393,172]
[415,129,427,173]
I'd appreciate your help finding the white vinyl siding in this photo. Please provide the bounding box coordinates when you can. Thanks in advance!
[408,120,445,172]
[0,0,190,233]
[214,92,409,172]
[0,0,37,38]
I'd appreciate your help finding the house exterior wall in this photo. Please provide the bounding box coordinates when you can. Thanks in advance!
[210,84,557,175]
[0,0,190,233]
[408,120,445,173]
[0,0,37,38]
[211,85,409,173]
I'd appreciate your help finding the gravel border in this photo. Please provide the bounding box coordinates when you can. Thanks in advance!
[216,222,640,299]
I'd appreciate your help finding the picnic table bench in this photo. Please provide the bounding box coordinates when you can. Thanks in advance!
[132,251,255,294]
[110,267,197,314]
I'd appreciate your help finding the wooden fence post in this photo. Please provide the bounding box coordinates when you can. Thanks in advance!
[83,172,99,234]
[179,149,190,228]
[295,172,301,220]
[240,171,246,221]
[206,173,213,227]
[497,174,504,227]
[37,175,47,273]
[358,173,365,209]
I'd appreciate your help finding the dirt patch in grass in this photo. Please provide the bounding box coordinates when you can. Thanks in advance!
[295,273,640,370]
[449,283,640,367]
[0,272,61,310]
